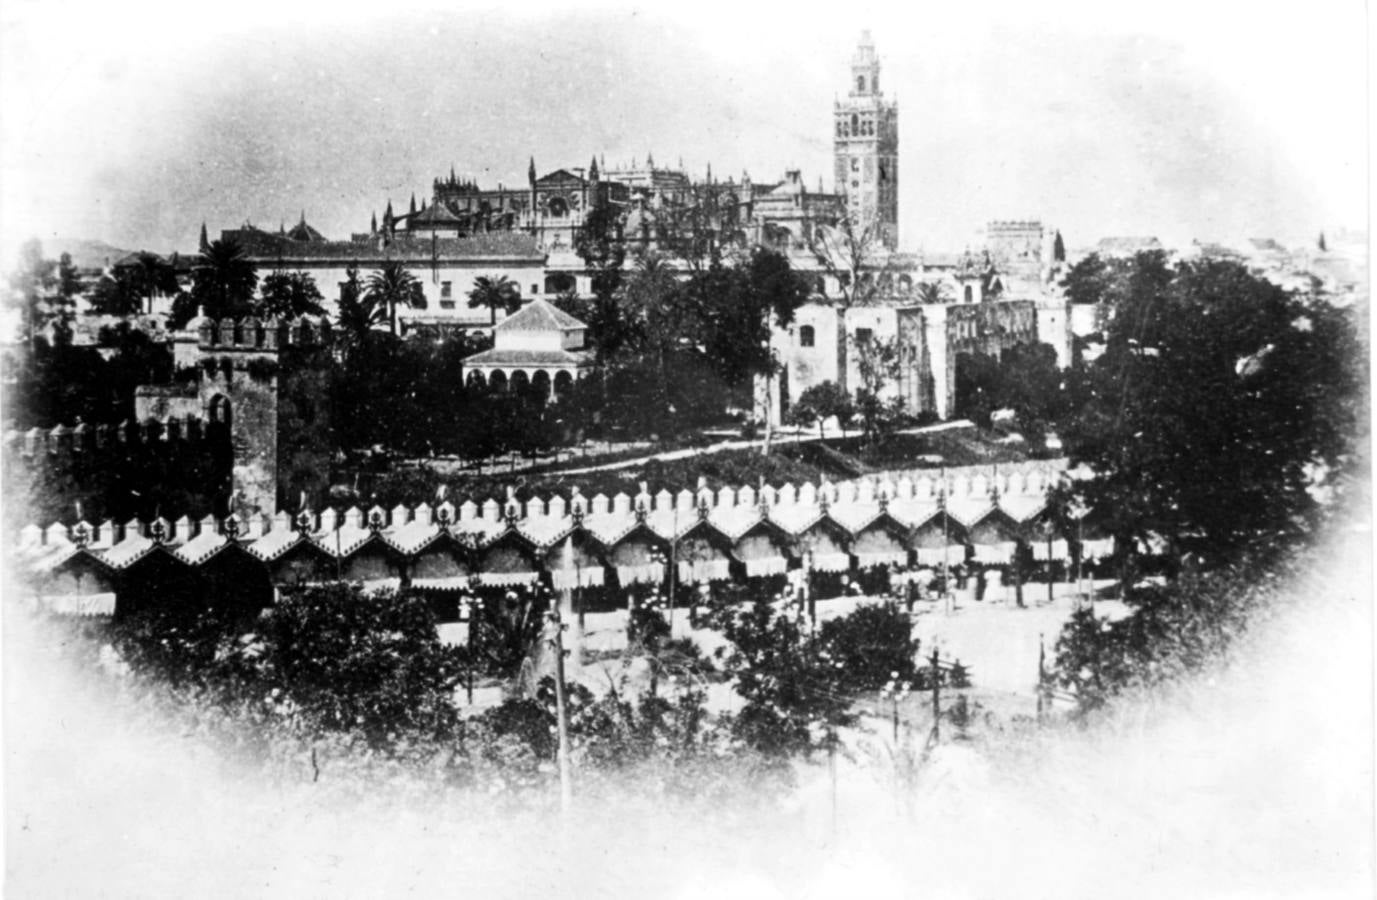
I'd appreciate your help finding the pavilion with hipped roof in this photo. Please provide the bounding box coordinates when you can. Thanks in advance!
[462,298,593,399]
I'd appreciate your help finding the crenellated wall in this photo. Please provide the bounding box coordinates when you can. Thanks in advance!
[9,458,1122,620]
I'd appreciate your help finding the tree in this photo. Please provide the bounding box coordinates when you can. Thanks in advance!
[705,589,854,759]
[90,271,145,317]
[990,342,1065,448]
[1059,253,1364,570]
[466,275,521,326]
[7,239,56,346]
[788,381,853,444]
[816,601,920,693]
[52,252,81,343]
[914,281,950,305]
[851,331,903,445]
[184,238,258,326]
[258,270,326,320]
[574,191,630,358]
[363,260,426,336]
[335,263,380,346]
[255,584,466,745]
[808,208,892,308]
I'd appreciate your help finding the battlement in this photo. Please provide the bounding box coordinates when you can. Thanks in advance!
[10,459,1120,614]
[14,459,1069,546]
[194,316,332,352]
[3,415,211,463]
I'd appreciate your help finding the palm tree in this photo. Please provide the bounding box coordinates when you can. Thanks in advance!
[467,275,521,326]
[915,281,950,305]
[191,238,258,321]
[337,263,384,345]
[131,253,182,315]
[363,260,426,336]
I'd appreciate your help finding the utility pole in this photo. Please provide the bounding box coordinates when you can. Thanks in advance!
[1036,633,1045,725]
[930,645,941,744]
[548,606,573,812]
[1046,531,1055,606]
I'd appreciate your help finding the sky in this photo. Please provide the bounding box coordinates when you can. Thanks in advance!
[0,0,1368,265]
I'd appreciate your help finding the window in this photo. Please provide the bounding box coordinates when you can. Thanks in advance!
[851,157,860,172]
[857,75,866,93]
[855,327,873,345]
[440,281,454,309]
[851,113,859,134]
[799,325,815,347]
[531,284,539,295]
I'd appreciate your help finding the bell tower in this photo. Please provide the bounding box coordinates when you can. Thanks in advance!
[834,31,899,250]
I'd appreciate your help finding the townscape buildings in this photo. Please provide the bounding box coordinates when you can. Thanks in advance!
[9,30,1365,444]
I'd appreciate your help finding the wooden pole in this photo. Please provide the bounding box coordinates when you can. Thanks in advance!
[930,645,941,744]
[550,607,573,812]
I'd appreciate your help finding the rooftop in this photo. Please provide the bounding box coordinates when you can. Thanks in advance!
[495,298,587,334]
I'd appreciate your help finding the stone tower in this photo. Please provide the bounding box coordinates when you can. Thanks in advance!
[834,30,899,250]
[187,316,334,517]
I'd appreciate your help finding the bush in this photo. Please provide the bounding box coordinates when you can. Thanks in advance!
[816,601,920,693]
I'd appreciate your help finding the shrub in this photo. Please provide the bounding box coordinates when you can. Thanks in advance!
[815,601,920,693]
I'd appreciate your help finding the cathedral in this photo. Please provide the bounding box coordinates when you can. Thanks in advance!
[212,31,1066,422]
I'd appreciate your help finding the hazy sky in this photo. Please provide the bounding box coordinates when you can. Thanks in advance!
[0,0,1367,263]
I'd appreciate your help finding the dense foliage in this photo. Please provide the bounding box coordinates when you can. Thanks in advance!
[1051,252,1366,709]
[1058,253,1364,569]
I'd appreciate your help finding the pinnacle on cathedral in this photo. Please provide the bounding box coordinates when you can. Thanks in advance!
[589,155,599,181]
[528,157,536,186]
[199,222,209,252]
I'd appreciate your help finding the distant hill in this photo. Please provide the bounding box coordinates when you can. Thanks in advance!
[38,238,137,271]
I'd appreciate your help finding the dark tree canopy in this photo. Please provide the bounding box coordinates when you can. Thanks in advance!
[1058,253,1364,566]
[466,275,521,326]
[257,270,326,321]
[183,238,258,325]
[363,260,426,336]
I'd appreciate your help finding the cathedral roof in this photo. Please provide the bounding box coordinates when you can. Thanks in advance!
[226,228,544,263]
[535,169,586,187]
[408,202,465,225]
[285,217,327,243]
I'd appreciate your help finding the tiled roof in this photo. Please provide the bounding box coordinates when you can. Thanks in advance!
[15,462,1098,607]
[461,348,593,367]
[409,203,466,225]
[224,227,544,263]
[285,219,327,243]
[494,298,586,333]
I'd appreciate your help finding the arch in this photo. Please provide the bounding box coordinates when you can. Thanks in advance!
[964,284,973,303]
[544,272,576,294]
[548,196,569,218]
[856,75,866,93]
[531,369,551,400]
[898,274,913,292]
[510,369,531,393]
[466,369,487,389]
[489,369,508,392]
[851,113,859,133]
[208,394,232,427]
[799,325,815,348]
[553,370,573,397]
